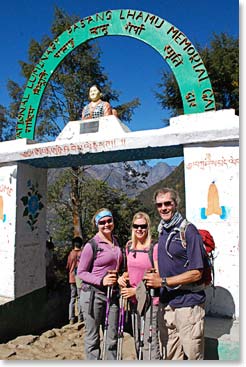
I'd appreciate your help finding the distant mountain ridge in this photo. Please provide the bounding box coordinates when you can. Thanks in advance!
[84,161,175,196]
[47,161,176,197]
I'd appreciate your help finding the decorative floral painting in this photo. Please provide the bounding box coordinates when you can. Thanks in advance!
[21,180,44,231]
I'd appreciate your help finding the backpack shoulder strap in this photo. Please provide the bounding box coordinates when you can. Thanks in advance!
[179,219,190,249]
[148,241,157,268]
[87,238,103,272]
[126,240,132,255]
[88,238,99,261]
[126,240,155,267]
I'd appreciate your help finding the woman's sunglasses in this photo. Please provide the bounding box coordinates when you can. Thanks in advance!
[132,224,148,230]
[98,218,113,226]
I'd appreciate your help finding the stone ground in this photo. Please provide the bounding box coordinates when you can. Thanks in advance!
[0,321,136,360]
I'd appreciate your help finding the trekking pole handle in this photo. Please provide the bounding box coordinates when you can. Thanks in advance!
[150,288,155,297]
[103,270,118,287]
[108,269,118,274]
[147,268,157,274]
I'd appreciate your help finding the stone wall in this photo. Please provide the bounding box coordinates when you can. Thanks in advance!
[0,286,70,343]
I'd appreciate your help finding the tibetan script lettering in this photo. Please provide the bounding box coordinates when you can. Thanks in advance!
[54,39,75,58]
[163,45,183,67]
[89,23,110,35]
[125,22,145,35]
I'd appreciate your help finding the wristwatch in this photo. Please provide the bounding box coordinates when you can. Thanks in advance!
[161,277,167,288]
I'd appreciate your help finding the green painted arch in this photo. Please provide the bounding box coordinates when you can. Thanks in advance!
[16,9,215,139]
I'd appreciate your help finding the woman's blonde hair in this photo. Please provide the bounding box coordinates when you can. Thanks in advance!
[130,211,152,249]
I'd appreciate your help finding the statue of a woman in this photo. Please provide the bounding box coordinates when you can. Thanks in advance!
[81,85,113,120]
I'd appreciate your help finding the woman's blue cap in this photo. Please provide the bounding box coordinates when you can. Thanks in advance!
[95,210,113,226]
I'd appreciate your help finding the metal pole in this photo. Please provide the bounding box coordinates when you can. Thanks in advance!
[116,295,126,360]
[148,288,155,360]
[138,315,145,360]
[101,285,112,360]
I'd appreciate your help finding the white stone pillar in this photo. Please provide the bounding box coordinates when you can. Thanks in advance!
[0,164,17,299]
[0,163,47,299]
[184,142,239,318]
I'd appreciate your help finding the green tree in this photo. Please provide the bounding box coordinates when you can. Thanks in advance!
[10,7,139,141]
[123,161,149,190]
[0,105,11,141]
[2,7,142,237]
[47,168,144,246]
[156,33,239,119]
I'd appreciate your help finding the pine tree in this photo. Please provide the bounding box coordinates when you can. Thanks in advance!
[47,169,144,246]
[2,7,142,238]
[155,33,239,120]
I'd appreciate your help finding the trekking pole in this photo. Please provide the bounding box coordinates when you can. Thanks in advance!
[148,288,155,360]
[131,304,136,345]
[101,285,112,360]
[116,294,123,360]
[117,276,129,360]
[138,315,145,360]
[138,292,148,361]
[116,295,126,360]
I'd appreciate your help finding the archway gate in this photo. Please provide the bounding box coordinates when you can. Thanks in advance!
[0,9,239,344]
[16,9,215,139]
[0,109,239,347]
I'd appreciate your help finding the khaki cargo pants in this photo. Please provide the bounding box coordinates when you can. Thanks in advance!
[158,303,205,360]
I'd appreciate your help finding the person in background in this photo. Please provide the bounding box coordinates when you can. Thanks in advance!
[81,84,113,120]
[144,187,206,360]
[45,236,55,289]
[118,212,160,360]
[77,208,122,360]
[66,236,83,325]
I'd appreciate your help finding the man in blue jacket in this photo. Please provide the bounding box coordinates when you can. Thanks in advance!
[144,187,206,360]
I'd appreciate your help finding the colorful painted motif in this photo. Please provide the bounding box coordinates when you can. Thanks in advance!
[20,180,44,231]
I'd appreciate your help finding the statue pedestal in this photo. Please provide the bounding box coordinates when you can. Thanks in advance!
[56,115,131,141]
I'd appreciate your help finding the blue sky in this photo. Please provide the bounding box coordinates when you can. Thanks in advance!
[0,0,239,167]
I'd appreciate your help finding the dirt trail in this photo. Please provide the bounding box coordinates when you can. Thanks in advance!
[0,321,136,360]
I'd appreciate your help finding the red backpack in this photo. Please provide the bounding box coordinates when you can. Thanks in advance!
[179,220,215,288]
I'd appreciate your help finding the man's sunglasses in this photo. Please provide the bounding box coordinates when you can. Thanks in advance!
[98,218,113,226]
[132,224,148,230]
[155,201,174,208]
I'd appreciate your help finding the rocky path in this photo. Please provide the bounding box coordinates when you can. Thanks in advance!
[0,321,136,360]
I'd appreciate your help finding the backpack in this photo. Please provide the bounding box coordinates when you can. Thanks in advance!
[75,239,103,287]
[126,241,157,268]
[179,219,215,288]
[87,238,104,272]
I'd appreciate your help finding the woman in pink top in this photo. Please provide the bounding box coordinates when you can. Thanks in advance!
[118,212,160,360]
[77,208,122,360]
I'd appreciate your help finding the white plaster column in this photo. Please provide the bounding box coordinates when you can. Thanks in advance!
[183,142,239,318]
[0,163,47,299]
[0,164,17,298]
